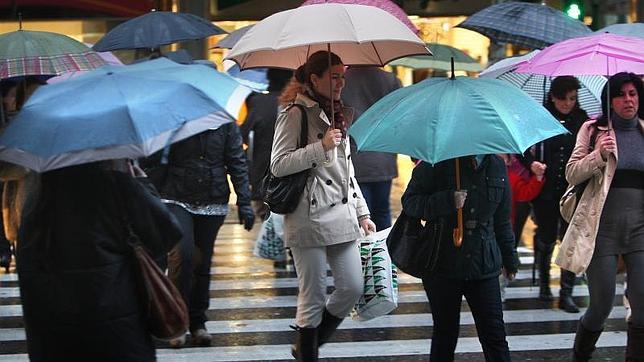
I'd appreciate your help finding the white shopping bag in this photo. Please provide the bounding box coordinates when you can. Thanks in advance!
[253,213,286,261]
[352,227,398,321]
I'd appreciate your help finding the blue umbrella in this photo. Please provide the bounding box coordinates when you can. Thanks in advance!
[349,76,569,165]
[457,2,591,49]
[0,58,251,172]
[226,64,268,92]
[93,11,226,51]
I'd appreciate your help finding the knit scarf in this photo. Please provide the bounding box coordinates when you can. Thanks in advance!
[307,88,348,137]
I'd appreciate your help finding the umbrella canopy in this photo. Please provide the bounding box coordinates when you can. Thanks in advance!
[515,33,644,76]
[226,64,268,92]
[300,0,419,34]
[226,3,429,70]
[0,30,106,79]
[215,25,253,49]
[349,76,569,165]
[389,43,483,72]
[595,23,644,38]
[93,11,226,51]
[48,44,123,84]
[0,58,251,172]
[480,50,606,116]
[457,2,591,49]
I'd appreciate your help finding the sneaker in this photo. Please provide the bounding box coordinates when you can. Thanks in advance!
[168,334,186,348]
[191,328,212,346]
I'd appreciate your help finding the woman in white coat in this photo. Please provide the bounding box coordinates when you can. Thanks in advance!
[271,51,376,361]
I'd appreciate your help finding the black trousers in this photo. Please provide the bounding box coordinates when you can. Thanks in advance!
[422,275,511,362]
[166,204,225,330]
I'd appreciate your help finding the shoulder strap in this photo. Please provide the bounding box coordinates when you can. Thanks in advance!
[290,103,309,149]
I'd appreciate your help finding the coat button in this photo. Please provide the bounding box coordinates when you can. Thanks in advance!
[342,198,348,204]
[199,156,205,160]
[347,155,351,160]
[311,199,317,205]
[312,163,317,168]
[330,203,336,207]
[353,192,357,198]
[326,180,332,185]
[317,133,323,139]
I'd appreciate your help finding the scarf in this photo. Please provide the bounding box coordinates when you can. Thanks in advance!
[307,88,348,137]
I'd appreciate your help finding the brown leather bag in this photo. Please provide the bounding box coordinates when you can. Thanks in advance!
[130,240,189,340]
[119,189,188,341]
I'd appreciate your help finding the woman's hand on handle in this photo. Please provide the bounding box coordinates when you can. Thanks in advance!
[598,135,616,161]
[322,128,343,151]
[360,217,376,235]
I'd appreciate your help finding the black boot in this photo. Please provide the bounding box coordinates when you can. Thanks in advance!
[291,326,318,361]
[572,318,602,361]
[559,270,580,313]
[626,323,644,362]
[538,246,554,301]
[317,308,344,347]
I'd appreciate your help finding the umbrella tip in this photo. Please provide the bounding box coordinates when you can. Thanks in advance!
[18,12,22,30]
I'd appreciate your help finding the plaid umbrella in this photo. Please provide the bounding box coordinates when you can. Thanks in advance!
[480,51,605,117]
[457,2,591,49]
[0,30,105,79]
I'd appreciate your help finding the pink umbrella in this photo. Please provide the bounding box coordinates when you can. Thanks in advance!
[300,0,419,34]
[515,33,644,76]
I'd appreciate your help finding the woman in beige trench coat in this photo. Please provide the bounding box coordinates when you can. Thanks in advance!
[557,72,644,361]
[270,51,376,361]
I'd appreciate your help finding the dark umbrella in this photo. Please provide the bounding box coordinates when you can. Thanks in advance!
[93,11,226,51]
[456,2,591,49]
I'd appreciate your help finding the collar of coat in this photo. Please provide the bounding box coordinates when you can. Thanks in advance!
[294,93,355,126]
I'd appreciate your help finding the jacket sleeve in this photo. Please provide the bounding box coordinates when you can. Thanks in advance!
[565,121,605,186]
[0,161,29,181]
[270,106,329,177]
[223,123,252,206]
[512,174,544,202]
[121,175,182,257]
[401,162,455,221]
[494,172,520,273]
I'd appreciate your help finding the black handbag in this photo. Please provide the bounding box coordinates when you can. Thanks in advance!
[260,104,311,215]
[386,211,443,279]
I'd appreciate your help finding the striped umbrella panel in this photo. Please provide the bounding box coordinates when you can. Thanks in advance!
[0,52,106,79]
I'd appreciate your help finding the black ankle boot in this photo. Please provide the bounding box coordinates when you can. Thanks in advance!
[626,323,644,362]
[291,326,318,361]
[573,318,602,362]
[559,270,579,313]
[0,251,10,273]
[317,308,344,347]
[538,248,553,301]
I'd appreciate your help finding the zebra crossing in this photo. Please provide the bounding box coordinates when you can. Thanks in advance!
[0,221,628,361]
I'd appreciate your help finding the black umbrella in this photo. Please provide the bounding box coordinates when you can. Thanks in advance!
[93,11,227,51]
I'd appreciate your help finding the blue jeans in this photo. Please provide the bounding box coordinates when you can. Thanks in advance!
[422,275,511,362]
[166,204,225,330]
[358,180,392,231]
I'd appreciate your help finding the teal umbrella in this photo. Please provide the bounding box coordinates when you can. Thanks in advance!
[349,76,568,164]
[389,43,483,72]
[349,75,568,246]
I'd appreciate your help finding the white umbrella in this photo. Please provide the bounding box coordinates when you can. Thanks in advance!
[480,50,606,117]
[226,3,429,70]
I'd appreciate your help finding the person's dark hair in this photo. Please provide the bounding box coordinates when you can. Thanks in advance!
[266,68,293,93]
[596,72,643,126]
[15,77,46,111]
[544,76,581,110]
[279,51,343,105]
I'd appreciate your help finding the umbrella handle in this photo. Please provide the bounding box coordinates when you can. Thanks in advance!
[453,209,463,248]
[453,157,463,248]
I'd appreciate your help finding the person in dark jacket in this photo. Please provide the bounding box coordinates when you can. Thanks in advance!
[240,68,293,220]
[343,67,401,230]
[401,155,519,362]
[17,161,182,362]
[142,122,255,347]
[522,76,589,313]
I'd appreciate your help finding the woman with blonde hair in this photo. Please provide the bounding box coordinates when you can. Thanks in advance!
[271,50,375,361]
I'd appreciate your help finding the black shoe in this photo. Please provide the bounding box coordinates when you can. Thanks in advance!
[0,252,10,273]
[291,325,318,361]
[317,308,344,347]
[539,286,554,301]
[559,294,580,313]
[573,318,602,361]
